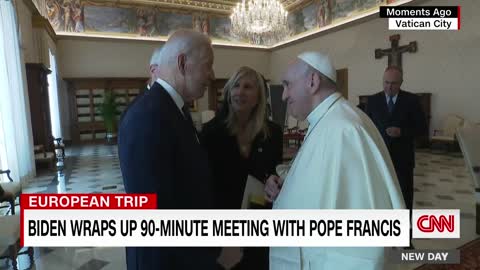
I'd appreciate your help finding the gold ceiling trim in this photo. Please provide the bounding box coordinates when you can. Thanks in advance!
[86,0,232,15]
[277,0,301,11]
[56,31,269,50]
[273,0,418,49]
[84,0,300,14]
[287,0,314,13]
[82,0,211,16]
[30,0,48,18]
[32,14,57,41]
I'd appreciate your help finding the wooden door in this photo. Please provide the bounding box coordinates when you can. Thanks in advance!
[65,78,147,144]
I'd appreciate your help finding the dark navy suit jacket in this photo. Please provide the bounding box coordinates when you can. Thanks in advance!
[366,90,428,170]
[118,82,219,270]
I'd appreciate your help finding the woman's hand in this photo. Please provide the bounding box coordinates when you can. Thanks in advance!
[264,175,283,203]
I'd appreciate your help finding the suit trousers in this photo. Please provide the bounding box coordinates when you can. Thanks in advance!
[394,166,414,246]
[394,166,414,210]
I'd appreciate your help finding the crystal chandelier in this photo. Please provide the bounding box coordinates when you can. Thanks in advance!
[230,0,289,45]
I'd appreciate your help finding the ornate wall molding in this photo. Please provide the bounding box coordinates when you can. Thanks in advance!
[32,14,56,41]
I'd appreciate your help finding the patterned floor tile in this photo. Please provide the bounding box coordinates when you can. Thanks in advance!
[77,259,109,270]
[461,212,476,219]
[455,189,474,194]
[415,201,434,207]
[102,185,117,190]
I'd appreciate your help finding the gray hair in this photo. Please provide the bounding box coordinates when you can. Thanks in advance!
[158,29,211,67]
[149,46,162,66]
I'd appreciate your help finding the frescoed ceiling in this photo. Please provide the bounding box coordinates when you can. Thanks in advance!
[41,0,409,48]
[85,0,307,15]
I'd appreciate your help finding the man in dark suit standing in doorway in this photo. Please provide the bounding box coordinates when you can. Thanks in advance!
[118,29,218,269]
[366,66,428,246]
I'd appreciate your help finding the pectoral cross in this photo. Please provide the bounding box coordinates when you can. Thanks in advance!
[375,34,417,68]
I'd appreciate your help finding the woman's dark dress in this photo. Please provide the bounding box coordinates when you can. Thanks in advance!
[201,117,283,270]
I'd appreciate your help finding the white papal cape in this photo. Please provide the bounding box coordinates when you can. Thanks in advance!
[270,92,405,270]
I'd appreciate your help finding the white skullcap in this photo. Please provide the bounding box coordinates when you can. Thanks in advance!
[297,51,336,83]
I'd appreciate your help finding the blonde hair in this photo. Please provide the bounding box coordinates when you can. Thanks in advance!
[223,66,269,142]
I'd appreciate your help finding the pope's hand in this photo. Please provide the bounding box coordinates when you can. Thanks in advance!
[217,247,242,270]
[386,127,401,138]
[264,175,282,203]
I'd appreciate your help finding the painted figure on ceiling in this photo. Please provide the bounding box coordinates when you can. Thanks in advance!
[62,0,74,32]
[137,9,157,36]
[46,0,61,30]
[137,9,147,35]
[193,14,202,32]
[193,13,209,35]
[317,1,326,27]
[72,0,84,32]
[317,0,332,28]
[201,16,209,35]
[145,13,156,36]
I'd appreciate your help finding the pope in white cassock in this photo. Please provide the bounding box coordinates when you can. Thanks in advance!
[265,52,406,270]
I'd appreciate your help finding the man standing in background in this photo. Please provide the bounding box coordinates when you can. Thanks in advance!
[366,66,428,248]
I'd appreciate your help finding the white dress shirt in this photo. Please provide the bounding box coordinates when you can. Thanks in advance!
[155,78,185,116]
[155,78,199,142]
[385,93,398,104]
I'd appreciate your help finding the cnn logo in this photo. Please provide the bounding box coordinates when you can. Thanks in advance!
[412,210,460,239]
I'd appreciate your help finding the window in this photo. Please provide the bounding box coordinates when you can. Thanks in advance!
[47,49,62,138]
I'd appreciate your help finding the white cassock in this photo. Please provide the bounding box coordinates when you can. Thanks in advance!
[270,92,405,270]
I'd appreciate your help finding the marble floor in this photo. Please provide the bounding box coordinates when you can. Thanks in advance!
[0,145,478,270]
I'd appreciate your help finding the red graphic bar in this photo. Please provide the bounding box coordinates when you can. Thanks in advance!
[20,194,157,210]
[457,6,461,30]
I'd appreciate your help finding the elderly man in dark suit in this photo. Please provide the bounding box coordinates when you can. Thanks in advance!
[366,66,428,247]
[118,29,218,269]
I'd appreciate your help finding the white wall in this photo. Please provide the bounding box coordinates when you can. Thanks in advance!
[58,39,159,78]
[56,0,479,135]
[268,0,480,133]
[57,39,270,79]
[57,38,271,116]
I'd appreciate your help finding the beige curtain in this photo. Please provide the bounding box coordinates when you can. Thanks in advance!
[0,0,36,182]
